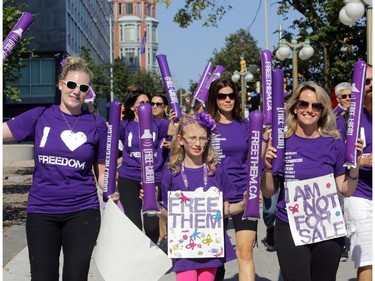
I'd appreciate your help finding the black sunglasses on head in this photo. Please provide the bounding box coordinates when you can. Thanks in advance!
[63,80,90,93]
[296,100,324,112]
[217,92,236,100]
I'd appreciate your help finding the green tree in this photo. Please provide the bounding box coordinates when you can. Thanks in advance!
[160,0,367,93]
[112,58,130,103]
[158,0,232,28]
[210,29,261,80]
[209,28,261,93]
[127,70,164,97]
[3,0,34,101]
[79,47,110,103]
[277,0,367,92]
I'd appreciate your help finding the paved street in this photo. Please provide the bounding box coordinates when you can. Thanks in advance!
[3,209,357,281]
[3,160,357,280]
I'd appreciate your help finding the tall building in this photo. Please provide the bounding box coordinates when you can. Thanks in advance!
[111,0,159,73]
[4,0,112,119]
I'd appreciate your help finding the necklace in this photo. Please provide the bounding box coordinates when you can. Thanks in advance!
[60,110,80,133]
[181,162,208,189]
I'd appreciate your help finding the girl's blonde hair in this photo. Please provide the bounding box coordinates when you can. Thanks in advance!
[168,114,218,174]
[59,56,93,82]
[285,81,340,139]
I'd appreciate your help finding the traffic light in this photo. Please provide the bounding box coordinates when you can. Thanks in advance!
[284,77,288,90]
[247,92,252,104]
[121,104,126,120]
[240,58,246,72]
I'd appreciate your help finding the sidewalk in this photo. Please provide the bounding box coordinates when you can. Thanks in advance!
[3,211,356,281]
[3,159,357,280]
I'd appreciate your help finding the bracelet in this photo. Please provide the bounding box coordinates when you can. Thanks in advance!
[262,136,270,143]
[347,173,358,181]
[227,204,232,217]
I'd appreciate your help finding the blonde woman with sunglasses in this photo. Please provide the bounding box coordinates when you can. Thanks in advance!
[261,81,363,281]
[2,56,117,280]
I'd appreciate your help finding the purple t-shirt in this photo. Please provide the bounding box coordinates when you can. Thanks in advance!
[211,120,249,203]
[276,134,346,223]
[6,105,108,214]
[161,164,237,272]
[154,135,172,182]
[118,119,169,181]
[336,114,347,138]
[352,109,372,200]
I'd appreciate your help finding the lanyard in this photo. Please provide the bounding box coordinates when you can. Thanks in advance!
[181,162,208,189]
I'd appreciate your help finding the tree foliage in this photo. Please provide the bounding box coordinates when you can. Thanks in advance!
[127,70,164,97]
[276,0,367,92]
[210,29,261,90]
[3,0,34,101]
[79,47,110,104]
[112,58,130,103]
[161,0,367,93]
[158,0,232,28]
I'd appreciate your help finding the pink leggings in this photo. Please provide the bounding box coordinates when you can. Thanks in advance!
[176,267,217,281]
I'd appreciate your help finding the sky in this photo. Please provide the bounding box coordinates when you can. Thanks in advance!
[156,0,300,91]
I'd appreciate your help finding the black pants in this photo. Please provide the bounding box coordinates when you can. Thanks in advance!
[118,176,159,244]
[26,209,100,281]
[275,217,344,281]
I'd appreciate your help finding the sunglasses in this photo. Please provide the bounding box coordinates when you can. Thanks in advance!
[366,78,372,85]
[151,102,164,107]
[340,94,352,99]
[296,100,324,112]
[63,80,90,93]
[217,93,236,100]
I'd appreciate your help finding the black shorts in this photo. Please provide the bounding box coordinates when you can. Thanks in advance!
[231,210,258,232]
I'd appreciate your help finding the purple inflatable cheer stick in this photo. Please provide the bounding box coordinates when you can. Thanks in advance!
[3,12,34,61]
[156,54,182,121]
[85,87,96,103]
[196,65,225,105]
[243,110,263,220]
[261,50,273,126]
[138,103,160,215]
[192,62,214,106]
[271,69,285,176]
[344,60,366,168]
[103,101,121,202]
[333,103,347,117]
[60,58,96,103]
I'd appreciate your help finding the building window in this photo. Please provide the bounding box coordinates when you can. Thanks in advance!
[125,3,133,15]
[118,3,122,15]
[11,58,56,98]
[119,25,123,42]
[152,27,157,42]
[136,3,141,15]
[124,24,135,41]
[146,4,152,16]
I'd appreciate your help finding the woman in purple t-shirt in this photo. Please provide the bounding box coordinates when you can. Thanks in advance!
[261,81,363,281]
[3,57,114,280]
[206,78,257,280]
[117,89,176,244]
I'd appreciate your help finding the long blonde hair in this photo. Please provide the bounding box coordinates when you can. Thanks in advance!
[168,114,218,174]
[285,81,340,139]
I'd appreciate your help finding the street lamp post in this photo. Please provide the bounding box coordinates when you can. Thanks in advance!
[276,39,314,91]
[231,56,254,115]
[339,0,372,63]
